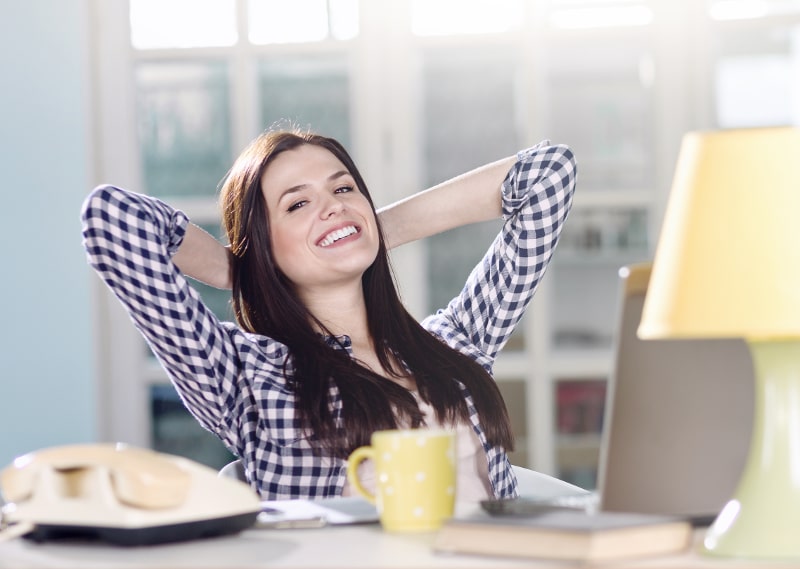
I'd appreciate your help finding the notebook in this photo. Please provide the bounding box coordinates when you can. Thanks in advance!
[596,262,753,524]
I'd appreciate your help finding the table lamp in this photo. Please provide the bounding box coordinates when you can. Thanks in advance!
[638,126,800,559]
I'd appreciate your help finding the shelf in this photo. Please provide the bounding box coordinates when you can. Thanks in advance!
[571,189,653,208]
[493,351,531,380]
[556,432,603,449]
[549,348,612,379]
[553,250,650,266]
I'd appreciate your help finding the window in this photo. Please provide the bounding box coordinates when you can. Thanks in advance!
[136,61,232,198]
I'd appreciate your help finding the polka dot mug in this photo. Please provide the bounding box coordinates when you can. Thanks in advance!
[346,428,456,532]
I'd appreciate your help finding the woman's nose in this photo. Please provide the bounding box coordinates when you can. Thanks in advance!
[320,193,345,218]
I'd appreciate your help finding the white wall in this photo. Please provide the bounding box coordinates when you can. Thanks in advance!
[0,0,96,465]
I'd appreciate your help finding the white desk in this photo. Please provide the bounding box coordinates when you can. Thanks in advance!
[1,523,794,569]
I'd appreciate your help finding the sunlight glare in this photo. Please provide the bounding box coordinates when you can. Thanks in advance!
[249,0,354,44]
[549,3,653,30]
[709,0,800,20]
[130,0,237,49]
[329,0,359,41]
[411,0,524,36]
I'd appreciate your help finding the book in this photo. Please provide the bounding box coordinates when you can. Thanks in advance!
[556,379,607,435]
[433,508,692,563]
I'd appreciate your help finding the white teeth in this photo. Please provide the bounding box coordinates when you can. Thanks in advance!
[320,225,357,247]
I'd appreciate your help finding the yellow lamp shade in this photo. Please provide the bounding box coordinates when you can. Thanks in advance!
[639,127,800,340]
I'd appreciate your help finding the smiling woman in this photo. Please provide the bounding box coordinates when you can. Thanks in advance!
[80,127,576,501]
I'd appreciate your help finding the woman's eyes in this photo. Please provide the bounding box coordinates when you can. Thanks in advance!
[286,186,355,212]
[287,200,307,212]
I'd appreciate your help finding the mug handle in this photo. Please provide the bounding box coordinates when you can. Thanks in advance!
[345,446,375,504]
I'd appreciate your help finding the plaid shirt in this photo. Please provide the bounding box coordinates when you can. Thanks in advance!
[81,141,576,500]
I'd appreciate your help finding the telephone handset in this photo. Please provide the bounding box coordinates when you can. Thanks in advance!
[2,444,190,510]
[0,443,261,546]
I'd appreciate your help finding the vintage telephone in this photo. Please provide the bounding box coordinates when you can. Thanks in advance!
[0,443,261,545]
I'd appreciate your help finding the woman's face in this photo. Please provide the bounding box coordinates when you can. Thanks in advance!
[261,144,380,294]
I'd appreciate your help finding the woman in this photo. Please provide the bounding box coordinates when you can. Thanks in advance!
[81,130,576,501]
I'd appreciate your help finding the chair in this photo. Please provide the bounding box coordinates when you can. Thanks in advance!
[219,458,247,481]
[220,459,587,498]
[511,465,587,498]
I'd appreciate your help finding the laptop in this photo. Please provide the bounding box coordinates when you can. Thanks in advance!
[596,262,753,524]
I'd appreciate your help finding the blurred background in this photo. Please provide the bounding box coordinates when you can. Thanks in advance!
[2,0,798,488]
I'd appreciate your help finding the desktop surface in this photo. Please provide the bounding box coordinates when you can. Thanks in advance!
[0,506,793,569]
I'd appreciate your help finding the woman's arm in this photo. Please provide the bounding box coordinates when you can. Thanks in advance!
[81,186,247,449]
[377,155,515,250]
[172,223,233,290]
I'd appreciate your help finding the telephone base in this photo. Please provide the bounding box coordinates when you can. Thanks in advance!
[23,511,258,546]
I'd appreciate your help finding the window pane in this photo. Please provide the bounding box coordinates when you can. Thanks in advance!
[136,61,232,198]
[130,0,237,49]
[249,0,359,44]
[151,384,235,469]
[712,22,800,127]
[546,42,655,191]
[420,47,519,314]
[412,0,524,36]
[716,55,794,127]
[258,57,351,148]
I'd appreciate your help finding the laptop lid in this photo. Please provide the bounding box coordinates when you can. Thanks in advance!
[597,263,753,522]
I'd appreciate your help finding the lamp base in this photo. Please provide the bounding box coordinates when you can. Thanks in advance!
[703,339,800,559]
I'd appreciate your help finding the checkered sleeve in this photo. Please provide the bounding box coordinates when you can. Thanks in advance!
[423,141,576,368]
[80,185,255,451]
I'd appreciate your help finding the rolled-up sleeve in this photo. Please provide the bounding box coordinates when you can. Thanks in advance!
[422,141,577,370]
[80,185,263,451]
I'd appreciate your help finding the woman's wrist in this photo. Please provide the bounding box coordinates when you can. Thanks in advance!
[173,223,233,289]
[378,155,512,249]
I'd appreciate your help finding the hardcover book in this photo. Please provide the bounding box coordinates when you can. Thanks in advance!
[433,508,692,563]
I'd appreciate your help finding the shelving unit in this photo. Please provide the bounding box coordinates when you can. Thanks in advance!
[90,0,800,485]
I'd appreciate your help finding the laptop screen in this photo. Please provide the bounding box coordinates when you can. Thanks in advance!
[597,263,753,523]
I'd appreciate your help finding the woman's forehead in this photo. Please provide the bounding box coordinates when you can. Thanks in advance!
[261,144,349,201]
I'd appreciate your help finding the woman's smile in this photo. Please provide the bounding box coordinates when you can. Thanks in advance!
[317,223,361,248]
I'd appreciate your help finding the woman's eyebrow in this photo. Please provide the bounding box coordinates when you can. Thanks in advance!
[277,170,351,203]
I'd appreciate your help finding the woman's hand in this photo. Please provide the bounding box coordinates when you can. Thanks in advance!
[173,223,233,290]
[377,155,514,249]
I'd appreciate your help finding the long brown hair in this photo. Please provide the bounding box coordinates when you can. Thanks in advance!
[220,130,513,457]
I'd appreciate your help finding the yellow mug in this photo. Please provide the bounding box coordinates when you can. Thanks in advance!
[346,428,456,532]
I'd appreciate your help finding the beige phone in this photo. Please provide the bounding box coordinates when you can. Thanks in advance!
[0,443,261,545]
[1,444,190,510]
